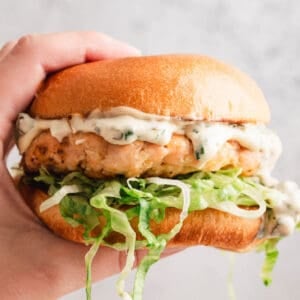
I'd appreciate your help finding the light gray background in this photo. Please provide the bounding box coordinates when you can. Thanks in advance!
[1,1,300,299]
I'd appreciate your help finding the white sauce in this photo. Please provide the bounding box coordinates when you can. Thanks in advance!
[267,181,300,236]
[185,123,282,179]
[71,114,178,146]
[16,107,300,238]
[17,114,71,153]
[17,108,282,179]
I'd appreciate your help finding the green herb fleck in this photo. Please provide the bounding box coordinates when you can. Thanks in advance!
[195,145,205,160]
[94,126,100,134]
[124,130,134,140]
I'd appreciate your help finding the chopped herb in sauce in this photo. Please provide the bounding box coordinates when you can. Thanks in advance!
[155,129,166,141]
[94,126,101,134]
[195,145,205,160]
[124,130,134,140]
[192,128,199,134]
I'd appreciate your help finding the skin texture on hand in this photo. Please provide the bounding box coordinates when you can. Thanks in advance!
[0,32,182,300]
[0,32,141,158]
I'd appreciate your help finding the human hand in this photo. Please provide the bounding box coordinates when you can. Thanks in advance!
[0,32,182,300]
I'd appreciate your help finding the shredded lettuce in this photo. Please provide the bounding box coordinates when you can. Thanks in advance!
[90,183,136,299]
[59,195,101,241]
[257,238,280,286]
[33,166,56,185]
[40,184,82,212]
[85,210,111,300]
[24,168,292,299]
[226,252,236,300]
[183,169,275,217]
[132,178,191,300]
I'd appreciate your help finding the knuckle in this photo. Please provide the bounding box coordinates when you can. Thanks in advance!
[16,34,39,51]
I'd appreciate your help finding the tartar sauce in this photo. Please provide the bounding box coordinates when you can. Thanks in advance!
[17,107,282,177]
[265,181,300,237]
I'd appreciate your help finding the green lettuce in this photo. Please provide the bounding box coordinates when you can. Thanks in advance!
[25,168,288,300]
[257,238,280,286]
[60,195,101,241]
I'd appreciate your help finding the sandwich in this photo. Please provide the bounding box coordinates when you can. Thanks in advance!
[15,55,300,299]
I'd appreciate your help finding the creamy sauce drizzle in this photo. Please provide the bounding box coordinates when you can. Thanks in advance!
[265,181,300,237]
[17,108,282,177]
[16,107,300,237]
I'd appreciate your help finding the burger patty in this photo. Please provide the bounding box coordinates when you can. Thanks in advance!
[22,131,261,178]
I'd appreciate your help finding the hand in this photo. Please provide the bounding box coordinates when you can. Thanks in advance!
[0,32,182,300]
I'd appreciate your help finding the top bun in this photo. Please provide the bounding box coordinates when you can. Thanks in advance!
[30,55,270,123]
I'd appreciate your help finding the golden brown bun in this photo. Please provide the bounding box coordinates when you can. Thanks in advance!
[18,182,262,252]
[30,55,270,123]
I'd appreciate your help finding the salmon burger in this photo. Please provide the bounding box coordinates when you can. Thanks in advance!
[15,55,300,300]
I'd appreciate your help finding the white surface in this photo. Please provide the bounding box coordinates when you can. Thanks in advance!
[2,1,300,299]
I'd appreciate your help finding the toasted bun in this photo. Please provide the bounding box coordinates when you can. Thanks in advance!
[18,182,262,252]
[30,55,270,123]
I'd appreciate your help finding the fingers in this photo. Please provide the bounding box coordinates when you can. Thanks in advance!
[0,32,140,120]
[0,40,17,61]
[0,31,140,158]
[93,247,186,282]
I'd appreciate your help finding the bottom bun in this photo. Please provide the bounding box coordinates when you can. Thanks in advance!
[18,182,262,252]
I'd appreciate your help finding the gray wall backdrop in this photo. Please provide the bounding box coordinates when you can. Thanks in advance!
[1,1,300,299]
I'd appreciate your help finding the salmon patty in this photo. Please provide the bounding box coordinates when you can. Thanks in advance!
[22,131,261,178]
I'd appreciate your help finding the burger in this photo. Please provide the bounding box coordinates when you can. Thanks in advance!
[15,55,300,299]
